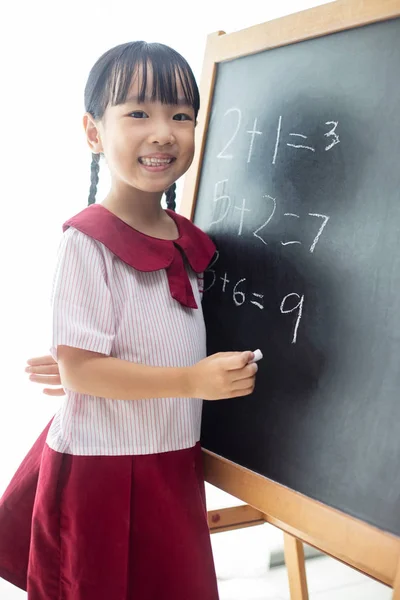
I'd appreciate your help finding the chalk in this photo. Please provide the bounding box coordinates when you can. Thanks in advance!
[250,349,263,363]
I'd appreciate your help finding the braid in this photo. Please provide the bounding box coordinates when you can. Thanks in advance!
[88,153,100,206]
[165,183,176,212]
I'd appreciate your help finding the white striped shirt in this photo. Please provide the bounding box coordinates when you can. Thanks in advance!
[46,227,207,456]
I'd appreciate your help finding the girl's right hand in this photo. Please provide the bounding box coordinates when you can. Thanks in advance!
[25,355,66,397]
[190,351,258,401]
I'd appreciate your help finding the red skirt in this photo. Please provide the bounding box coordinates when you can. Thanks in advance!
[0,421,219,600]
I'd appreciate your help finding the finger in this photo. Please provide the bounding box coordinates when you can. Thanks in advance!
[27,355,56,367]
[241,386,255,396]
[29,374,62,385]
[26,364,59,375]
[212,352,241,360]
[43,388,66,397]
[225,351,254,371]
[232,363,258,382]
[232,377,256,392]
[229,386,255,398]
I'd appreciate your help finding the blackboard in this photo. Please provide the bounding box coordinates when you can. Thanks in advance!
[193,16,400,536]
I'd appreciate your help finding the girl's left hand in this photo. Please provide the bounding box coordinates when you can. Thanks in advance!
[25,355,65,397]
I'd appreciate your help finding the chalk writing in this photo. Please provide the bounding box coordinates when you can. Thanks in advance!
[287,132,316,153]
[309,213,330,253]
[210,186,330,252]
[253,195,277,245]
[210,180,230,227]
[280,294,305,344]
[235,198,251,236]
[215,108,340,163]
[204,261,304,343]
[324,121,340,151]
[217,108,242,159]
[247,117,262,163]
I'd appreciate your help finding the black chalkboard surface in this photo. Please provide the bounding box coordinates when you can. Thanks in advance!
[194,17,400,536]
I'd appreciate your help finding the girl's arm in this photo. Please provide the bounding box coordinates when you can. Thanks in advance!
[58,346,257,401]
[58,346,191,400]
[26,349,258,401]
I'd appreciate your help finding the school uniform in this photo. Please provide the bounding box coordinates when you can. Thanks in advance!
[0,205,220,599]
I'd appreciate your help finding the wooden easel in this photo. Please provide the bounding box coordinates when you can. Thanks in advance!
[206,500,309,599]
[204,450,400,599]
[180,1,400,597]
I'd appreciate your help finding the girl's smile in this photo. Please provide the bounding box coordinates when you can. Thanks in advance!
[138,152,176,172]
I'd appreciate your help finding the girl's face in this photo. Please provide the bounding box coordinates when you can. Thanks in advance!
[85,65,196,195]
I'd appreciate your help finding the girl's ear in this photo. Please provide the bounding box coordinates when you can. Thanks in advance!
[83,113,104,153]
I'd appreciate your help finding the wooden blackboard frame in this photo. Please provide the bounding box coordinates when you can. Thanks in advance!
[180,1,400,597]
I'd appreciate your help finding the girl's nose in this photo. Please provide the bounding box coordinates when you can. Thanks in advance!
[148,124,176,146]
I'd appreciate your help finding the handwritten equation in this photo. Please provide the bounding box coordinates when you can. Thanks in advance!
[205,251,304,344]
[215,109,340,164]
[210,185,330,253]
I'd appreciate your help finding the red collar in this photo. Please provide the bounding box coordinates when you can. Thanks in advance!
[63,204,216,309]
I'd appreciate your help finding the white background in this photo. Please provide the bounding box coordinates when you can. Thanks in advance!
[0,0,331,493]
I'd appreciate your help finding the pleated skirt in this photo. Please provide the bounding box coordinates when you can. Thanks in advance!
[0,421,219,599]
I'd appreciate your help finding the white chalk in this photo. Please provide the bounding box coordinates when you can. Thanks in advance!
[250,349,263,363]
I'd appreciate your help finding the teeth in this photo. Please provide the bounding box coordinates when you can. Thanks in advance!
[140,157,173,166]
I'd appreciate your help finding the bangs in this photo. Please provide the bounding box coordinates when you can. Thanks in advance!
[107,43,199,116]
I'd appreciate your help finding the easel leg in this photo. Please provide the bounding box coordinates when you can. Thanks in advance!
[284,533,309,600]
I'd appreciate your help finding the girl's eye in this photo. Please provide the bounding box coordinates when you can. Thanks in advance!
[173,113,192,122]
[129,111,148,119]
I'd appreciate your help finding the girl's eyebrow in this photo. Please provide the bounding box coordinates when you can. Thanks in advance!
[124,95,192,107]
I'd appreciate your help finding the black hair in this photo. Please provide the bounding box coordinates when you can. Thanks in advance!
[88,153,100,206]
[85,41,200,210]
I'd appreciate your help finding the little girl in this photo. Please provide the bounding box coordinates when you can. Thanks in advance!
[0,41,257,599]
